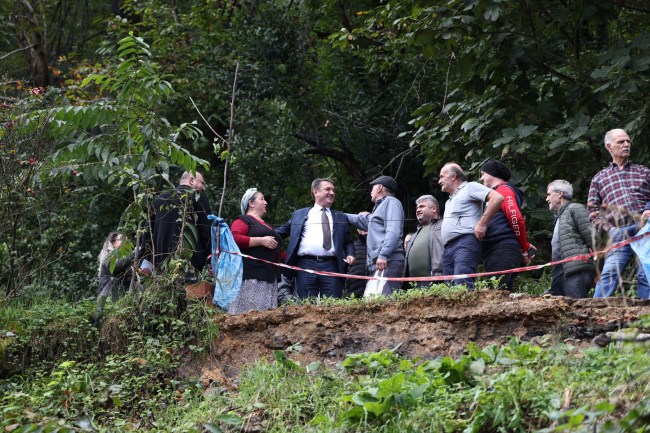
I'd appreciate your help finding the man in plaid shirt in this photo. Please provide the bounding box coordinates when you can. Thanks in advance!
[588,128,650,298]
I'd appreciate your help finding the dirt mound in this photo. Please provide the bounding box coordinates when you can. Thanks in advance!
[197,291,650,384]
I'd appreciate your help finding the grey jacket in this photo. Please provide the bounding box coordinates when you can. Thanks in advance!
[404,219,444,276]
[555,202,595,276]
[346,196,405,270]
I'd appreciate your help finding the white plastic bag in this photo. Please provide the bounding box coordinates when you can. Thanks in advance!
[364,270,387,298]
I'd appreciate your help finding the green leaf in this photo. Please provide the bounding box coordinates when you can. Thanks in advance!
[569,126,588,139]
[213,413,244,425]
[364,395,394,417]
[203,423,223,433]
[307,361,321,372]
[549,137,568,150]
[461,118,479,132]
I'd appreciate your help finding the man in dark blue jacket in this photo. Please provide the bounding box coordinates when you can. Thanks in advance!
[276,178,355,298]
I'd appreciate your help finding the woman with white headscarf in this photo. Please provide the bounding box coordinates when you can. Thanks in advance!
[228,188,282,314]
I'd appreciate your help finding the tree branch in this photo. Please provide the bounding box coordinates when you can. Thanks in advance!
[296,132,366,182]
[0,44,36,60]
[219,62,239,218]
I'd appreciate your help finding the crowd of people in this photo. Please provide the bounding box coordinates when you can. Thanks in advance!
[97,128,650,314]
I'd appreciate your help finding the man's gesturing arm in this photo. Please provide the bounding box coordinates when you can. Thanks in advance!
[474,190,504,240]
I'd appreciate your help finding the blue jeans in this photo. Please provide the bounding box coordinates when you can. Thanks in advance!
[594,224,649,298]
[443,234,481,290]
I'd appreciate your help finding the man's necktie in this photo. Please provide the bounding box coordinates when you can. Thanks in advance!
[322,208,332,251]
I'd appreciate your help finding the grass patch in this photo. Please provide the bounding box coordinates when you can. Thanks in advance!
[4,319,650,432]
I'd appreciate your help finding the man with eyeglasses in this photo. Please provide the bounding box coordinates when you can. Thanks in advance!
[588,129,650,298]
[546,180,595,298]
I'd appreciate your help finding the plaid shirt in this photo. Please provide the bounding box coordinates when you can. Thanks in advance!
[587,161,650,225]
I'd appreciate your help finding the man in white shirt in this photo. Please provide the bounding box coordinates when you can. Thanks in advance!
[276,178,355,298]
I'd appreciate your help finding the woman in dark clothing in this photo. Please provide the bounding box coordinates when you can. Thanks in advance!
[228,188,282,314]
[97,232,133,301]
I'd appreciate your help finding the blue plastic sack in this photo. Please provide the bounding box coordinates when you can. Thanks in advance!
[631,222,650,280]
[209,216,243,310]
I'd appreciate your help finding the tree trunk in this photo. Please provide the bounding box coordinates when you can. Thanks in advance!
[12,0,49,87]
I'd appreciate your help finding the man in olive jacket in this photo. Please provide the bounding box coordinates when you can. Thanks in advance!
[404,195,444,288]
[546,180,595,298]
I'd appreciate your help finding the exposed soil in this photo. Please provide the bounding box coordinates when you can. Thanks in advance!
[195,291,650,386]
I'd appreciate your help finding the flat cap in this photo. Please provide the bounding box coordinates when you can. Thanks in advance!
[370,175,398,193]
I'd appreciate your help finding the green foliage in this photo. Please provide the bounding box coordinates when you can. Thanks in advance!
[3,290,650,431]
[0,281,224,431]
[0,298,99,376]
[41,32,209,189]
[223,334,650,433]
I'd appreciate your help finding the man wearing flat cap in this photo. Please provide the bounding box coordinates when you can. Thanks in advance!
[479,160,536,291]
[346,175,405,295]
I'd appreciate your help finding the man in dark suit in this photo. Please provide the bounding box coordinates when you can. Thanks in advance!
[276,178,355,298]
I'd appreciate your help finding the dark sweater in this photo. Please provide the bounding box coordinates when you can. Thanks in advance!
[98,255,133,301]
[235,215,282,283]
[145,185,212,271]
[483,183,524,246]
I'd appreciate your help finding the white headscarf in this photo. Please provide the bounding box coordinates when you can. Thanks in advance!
[240,188,258,214]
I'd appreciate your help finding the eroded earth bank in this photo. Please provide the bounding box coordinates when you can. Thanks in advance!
[197,291,650,384]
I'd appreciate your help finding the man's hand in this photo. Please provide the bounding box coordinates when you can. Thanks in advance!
[375,257,388,271]
[642,209,650,223]
[473,222,487,240]
[344,256,356,265]
[522,245,537,265]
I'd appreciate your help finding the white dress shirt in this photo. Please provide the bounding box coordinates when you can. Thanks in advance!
[298,206,335,256]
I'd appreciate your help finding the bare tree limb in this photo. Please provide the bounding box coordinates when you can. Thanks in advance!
[189,97,228,144]
[219,62,240,218]
[0,44,36,60]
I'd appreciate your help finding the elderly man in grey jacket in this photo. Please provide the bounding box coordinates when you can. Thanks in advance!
[346,176,405,295]
[546,179,595,298]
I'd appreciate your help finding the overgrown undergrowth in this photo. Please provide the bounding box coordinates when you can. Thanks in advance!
[2,282,650,433]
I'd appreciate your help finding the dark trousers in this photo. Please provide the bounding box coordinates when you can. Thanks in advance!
[442,234,481,290]
[370,259,405,295]
[550,265,592,298]
[295,257,344,299]
[481,241,522,291]
[549,265,564,295]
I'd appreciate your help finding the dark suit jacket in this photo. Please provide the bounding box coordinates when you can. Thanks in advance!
[276,207,354,274]
[142,185,212,271]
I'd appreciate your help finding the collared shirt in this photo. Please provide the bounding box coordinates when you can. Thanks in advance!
[587,161,650,224]
[441,181,492,245]
[297,205,335,256]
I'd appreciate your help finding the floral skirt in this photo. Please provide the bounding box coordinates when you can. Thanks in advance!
[228,279,278,315]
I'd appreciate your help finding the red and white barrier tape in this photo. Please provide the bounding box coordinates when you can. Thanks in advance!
[215,230,650,282]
